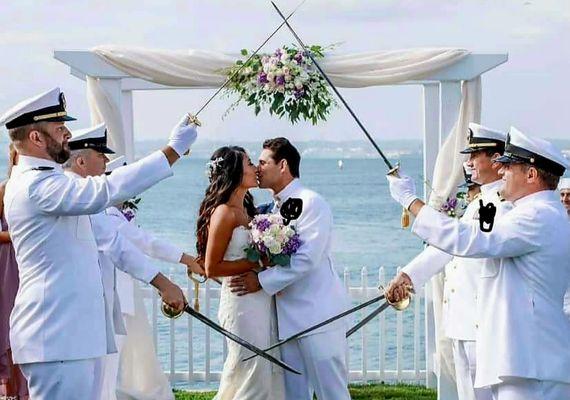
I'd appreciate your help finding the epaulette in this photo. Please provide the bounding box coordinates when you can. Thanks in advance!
[31,166,54,171]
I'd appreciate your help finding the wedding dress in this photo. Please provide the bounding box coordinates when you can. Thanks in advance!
[214,226,285,400]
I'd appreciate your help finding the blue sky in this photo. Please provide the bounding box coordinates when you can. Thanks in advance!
[0,0,569,142]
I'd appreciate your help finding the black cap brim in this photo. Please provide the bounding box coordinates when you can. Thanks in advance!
[99,146,115,154]
[460,147,477,154]
[495,154,516,164]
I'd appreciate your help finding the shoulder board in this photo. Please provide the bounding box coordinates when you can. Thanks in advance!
[31,166,54,171]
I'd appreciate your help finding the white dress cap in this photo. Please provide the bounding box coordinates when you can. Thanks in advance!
[460,123,507,154]
[69,123,114,154]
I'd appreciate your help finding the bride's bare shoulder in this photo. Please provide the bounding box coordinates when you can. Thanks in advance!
[210,204,238,226]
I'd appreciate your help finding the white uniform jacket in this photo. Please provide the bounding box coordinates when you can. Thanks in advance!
[104,206,183,315]
[90,208,161,344]
[5,151,172,364]
[258,179,350,339]
[403,180,512,340]
[411,190,570,387]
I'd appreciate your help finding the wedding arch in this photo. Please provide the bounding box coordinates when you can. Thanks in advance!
[55,46,507,397]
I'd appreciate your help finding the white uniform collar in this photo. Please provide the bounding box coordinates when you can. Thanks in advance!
[513,190,558,207]
[63,170,82,179]
[274,178,302,203]
[480,179,503,195]
[16,155,62,172]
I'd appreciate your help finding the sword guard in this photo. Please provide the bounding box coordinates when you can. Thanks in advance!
[382,284,414,311]
[161,302,185,319]
[186,113,202,127]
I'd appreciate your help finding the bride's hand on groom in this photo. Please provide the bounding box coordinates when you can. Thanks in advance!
[228,271,262,296]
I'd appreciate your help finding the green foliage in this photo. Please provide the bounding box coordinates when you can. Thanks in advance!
[223,44,337,125]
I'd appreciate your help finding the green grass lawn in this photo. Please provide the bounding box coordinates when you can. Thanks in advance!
[174,383,436,400]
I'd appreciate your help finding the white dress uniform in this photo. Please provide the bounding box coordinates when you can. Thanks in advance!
[0,88,178,399]
[408,128,570,400]
[258,179,351,400]
[404,180,510,400]
[559,178,570,319]
[100,206,181,400]
[404,123,509,400]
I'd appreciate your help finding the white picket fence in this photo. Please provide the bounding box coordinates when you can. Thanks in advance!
[141,267,426,385]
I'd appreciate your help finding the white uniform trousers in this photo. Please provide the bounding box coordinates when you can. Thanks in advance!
[20,358,98,400]
[452,340,492,400]
[280,327,350,400]
[491,377,570,400]
[93,335,126,400]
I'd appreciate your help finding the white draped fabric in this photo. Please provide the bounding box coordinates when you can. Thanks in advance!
[85,45,481,397]
[427,78,482,400]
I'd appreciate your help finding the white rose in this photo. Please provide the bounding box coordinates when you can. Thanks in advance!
[294,79,304,90]
[267,72,275,81]
[269,243,283,254]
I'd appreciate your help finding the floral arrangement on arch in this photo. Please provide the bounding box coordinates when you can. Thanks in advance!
[223,45,337,125]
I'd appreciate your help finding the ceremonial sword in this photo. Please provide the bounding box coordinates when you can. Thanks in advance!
[243,290,412,362]
[242,293,386,362]
[269,1,411,228]
[161,303,301,374]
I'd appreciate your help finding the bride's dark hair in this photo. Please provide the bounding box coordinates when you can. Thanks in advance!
[196,146,256,260]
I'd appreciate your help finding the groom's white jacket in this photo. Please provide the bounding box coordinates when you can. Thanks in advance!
[258,179,350,339]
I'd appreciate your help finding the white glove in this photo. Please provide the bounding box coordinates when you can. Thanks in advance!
[167,114,198,156]
[386,173,418,209]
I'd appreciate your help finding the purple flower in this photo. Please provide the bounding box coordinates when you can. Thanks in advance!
[275,75,285,86]
[294,88,305,99]
[274,48,283,58]
[258,72,269,84]
[255,218,271,232]
[293,51,303,64]
[122,209,135,222]
[282,234,302,255]
[448,198,458,209]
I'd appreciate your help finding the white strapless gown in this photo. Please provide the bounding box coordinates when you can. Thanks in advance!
[214,226,285,400]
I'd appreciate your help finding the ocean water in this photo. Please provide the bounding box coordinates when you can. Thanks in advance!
[127,146,428,388]
[0,140,428,388]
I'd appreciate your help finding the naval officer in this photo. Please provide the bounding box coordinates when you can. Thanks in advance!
[64,125,204,399]
[386,127,570,399]
[400,123,510,400]
[0,87,198,399]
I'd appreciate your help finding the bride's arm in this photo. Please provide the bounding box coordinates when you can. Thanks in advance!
[205,205,257,278]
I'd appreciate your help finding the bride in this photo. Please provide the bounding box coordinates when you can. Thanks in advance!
[196,146,285,400]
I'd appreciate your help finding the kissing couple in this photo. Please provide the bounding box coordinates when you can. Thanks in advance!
[196,138,351,400]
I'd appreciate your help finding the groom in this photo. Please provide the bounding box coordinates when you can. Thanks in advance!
[229,137,351,400]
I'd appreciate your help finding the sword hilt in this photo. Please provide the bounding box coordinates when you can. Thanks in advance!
[161,302,185,319]
[381,283,414,311]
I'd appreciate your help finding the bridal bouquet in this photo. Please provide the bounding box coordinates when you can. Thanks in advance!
[246,214,302,266]
[224,45,337,125]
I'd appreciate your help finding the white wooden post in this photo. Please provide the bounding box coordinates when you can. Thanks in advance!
[88,78,127,157]
[434,80,463,400]
[121,90,135,162]
[421,82,440,389]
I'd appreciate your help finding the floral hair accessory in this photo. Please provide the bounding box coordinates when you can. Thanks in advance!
[205,157,224,180]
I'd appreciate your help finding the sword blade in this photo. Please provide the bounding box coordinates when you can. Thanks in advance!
[242,294,385,362]
[270,1,394,171]
[194,0,307,118]
[183,305,300,374]
[346,301,391,338]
